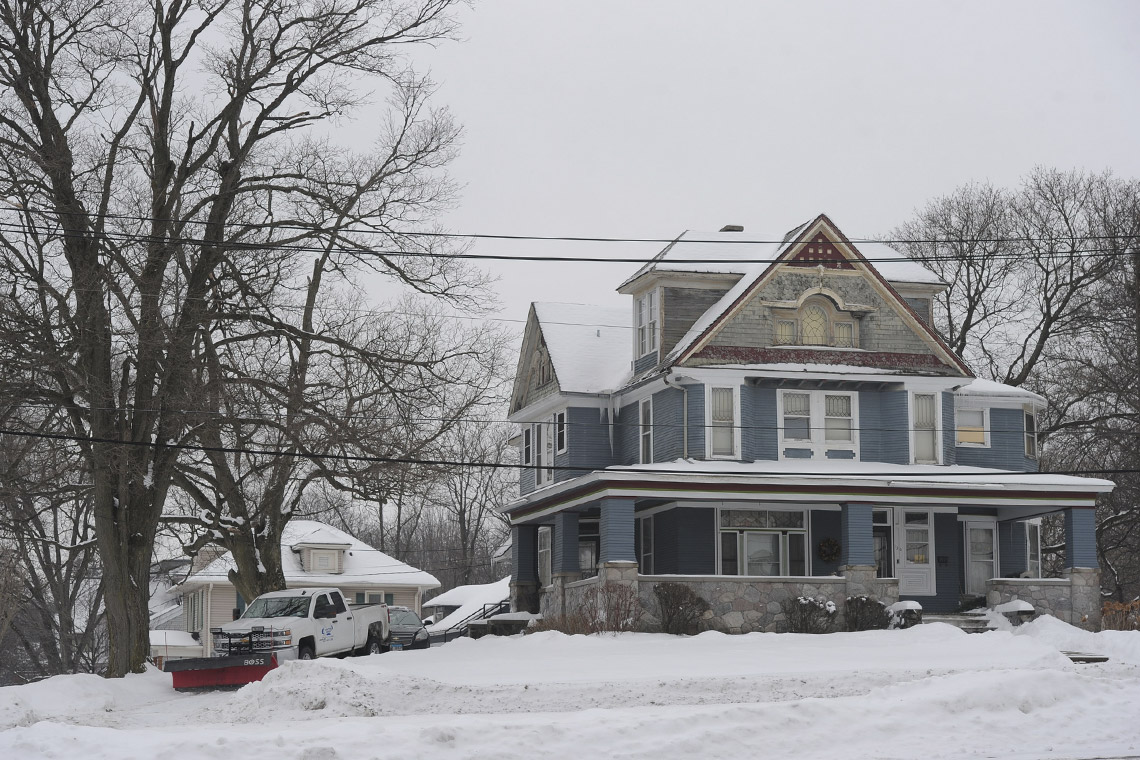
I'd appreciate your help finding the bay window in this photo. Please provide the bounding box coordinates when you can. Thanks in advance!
[956,407,988,447]
[1024,409,1038,459]
[640,399,653,464]
[537,526,551,587]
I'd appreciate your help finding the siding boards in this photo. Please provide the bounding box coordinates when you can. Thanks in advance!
[811,510,843,576]
[859,391,883,461]
[616,401,639,465]
[880,390,910,464]
[651,388,684,462]
[686,384,706,458]
[566,406,613,476]
[633,351,658,375]
[941,392,956,465]
[746,386,777,461]
[674,508,716,574]
[1065,508,1098,568]
[662,287,730,356]
[512,525,538,583]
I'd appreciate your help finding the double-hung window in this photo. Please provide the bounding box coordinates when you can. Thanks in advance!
[537,526,551,587]
[719,509,807,576]
[522,427,532,466]
[709,387,738,458]
[639,399,653,464]
[637,290,658,357]
[912,393,939,464]
[956,407,988,447]
[1024,409,1038,459]
[554,410,567,453]
[1025,520,1041,577]
[639,516,654,575]
[533,422,554,486]
[778,390,858,459]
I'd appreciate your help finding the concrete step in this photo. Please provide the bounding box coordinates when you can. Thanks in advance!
[922,612,997,633]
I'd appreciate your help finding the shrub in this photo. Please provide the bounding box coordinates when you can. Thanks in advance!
[1102,599,1140,631]
[527,581,644,636]
[653,583,711,635]
[845,595,890,632]
[782,596,838,634]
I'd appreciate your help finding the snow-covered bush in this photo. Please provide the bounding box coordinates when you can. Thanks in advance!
[782,596,838,634]
[845,595,890,631]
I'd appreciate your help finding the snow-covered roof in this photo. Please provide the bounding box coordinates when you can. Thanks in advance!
[534,302,631,394]
[181,520,440,591]
[424,576,511,631]
[955,378,1045,405]
[621,227,944,289]
[608,458,1115,491]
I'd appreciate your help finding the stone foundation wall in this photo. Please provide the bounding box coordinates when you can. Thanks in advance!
[638,576,857,633]
[985,574,1101,631]
[537,567,902,634]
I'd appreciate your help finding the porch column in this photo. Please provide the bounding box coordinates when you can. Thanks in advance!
[510,524,540,613]
[553,512,581,574]
[839,502,875,567]
[600,497,636,563]
[1063,507,1101,631]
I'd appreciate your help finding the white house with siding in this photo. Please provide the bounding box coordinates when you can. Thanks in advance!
[164,520,439,655]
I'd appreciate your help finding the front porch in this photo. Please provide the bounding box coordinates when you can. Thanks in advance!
[508,488,1104,632]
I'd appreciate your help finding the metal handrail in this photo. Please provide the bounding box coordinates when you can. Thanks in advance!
[427,599,510,644]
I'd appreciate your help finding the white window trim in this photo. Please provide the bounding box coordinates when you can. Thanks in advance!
[954,406,990,448]
[706,385,742,459]
[909,391,943,465]
[635,288,659,358]
[522,427,532,466]
[714,507,810,577]
[534,422,554,487]
[537,526,552,588]
[639,398,653,464]
[1024,408,1038,459]
[776,389,859,461]
[1025,519,1042,578]
[640,516,654,575]
[554,410,568,454]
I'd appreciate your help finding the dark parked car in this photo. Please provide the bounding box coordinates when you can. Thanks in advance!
[387,606,430,651]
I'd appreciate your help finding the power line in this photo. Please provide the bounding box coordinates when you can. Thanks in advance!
[0,220,1135,266]
[0,424,1129,478]
[7,206,1140,247]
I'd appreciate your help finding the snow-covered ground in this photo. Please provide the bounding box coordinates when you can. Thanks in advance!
[2,617,1139,759]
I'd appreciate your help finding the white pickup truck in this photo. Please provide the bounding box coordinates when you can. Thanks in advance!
[211,587,391,661]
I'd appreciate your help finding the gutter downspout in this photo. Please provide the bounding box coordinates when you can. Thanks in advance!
[663,371,689,459]
[206,583,214,656]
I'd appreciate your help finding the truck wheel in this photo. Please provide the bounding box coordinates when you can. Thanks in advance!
[298,643,315,661]
[366,636,384,656]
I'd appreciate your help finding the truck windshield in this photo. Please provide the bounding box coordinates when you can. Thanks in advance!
[241,596,311,619]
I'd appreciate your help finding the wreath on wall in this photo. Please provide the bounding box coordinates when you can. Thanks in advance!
[817,537,842,564]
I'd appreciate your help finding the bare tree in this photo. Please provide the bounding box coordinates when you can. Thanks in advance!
[0,0,465,675]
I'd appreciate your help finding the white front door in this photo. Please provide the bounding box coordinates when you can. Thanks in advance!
[964,520,998,596]
[896,509,935,596]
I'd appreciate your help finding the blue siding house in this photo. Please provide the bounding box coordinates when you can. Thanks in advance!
[501,215,1111,631]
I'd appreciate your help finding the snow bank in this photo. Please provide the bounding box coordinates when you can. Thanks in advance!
[2,625,1139,759]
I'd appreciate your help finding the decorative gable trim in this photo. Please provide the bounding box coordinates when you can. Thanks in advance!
[674,214,973,377]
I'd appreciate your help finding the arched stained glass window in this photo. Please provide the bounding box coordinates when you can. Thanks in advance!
[801,304,828,345]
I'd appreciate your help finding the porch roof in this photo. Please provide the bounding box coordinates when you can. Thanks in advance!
[503,459,1113,523]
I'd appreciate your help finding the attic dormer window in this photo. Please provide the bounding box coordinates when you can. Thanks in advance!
[773,297,857,348]
[637,290,658,357]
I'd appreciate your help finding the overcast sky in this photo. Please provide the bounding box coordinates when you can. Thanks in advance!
[386,0,1140,326]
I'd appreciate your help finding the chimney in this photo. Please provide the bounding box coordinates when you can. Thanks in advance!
[719,224,744,233]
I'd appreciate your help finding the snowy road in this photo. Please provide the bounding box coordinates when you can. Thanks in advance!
[2,617,1139,759]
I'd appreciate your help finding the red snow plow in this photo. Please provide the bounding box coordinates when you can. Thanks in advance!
[164,653,278,691]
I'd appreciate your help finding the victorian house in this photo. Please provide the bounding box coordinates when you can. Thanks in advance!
[500,214,1109,632]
